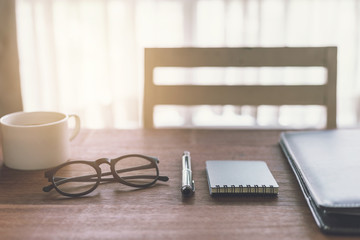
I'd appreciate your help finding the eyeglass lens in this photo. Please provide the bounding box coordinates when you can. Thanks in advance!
[54,163,98,195]
[114,156,158,186]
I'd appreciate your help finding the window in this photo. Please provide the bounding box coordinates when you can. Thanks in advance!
[16,0,360,128]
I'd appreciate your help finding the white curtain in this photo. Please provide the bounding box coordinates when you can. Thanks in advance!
[15,0,360,128]
[0,0,23,117]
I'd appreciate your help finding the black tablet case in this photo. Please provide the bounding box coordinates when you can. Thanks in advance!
[280,129,360,234]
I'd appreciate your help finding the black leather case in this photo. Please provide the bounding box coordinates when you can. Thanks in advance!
[280,129,360,234]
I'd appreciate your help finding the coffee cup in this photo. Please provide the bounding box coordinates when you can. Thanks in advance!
[0,111,80,170]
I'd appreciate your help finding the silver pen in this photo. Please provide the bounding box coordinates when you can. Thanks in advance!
[181,151,195,195]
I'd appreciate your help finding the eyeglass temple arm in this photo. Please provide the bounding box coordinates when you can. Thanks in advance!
[43,164,149,192]
[43,168,169,192]
[42,175,169,193]
[43,173,99,192]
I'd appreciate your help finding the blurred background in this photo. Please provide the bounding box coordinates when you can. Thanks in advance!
[10,0,360,128]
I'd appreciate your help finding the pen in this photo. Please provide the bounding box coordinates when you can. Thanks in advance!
[181,151,195,195]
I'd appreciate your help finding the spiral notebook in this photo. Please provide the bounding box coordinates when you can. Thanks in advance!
[206,160,279,195]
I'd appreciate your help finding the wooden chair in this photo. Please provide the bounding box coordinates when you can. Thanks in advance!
[143,47,337,129]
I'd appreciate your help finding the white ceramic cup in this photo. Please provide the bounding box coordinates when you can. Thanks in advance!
[0,111,80,170]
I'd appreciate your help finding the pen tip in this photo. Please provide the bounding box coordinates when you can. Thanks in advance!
[181,186,194,195]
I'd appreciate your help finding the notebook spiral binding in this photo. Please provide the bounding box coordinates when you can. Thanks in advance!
[214,184,276,194]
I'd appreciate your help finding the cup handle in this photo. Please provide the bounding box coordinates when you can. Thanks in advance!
[68,114,80,141]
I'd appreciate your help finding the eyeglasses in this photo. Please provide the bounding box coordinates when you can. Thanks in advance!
[43,154,169,197]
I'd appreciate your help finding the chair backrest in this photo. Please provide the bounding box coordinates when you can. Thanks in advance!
[143,47,337,129]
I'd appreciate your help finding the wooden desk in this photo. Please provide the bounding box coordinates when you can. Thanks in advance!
[0,129,357,240]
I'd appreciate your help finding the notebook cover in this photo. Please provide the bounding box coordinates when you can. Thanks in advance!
[280,129,360,234]
[206,160,278,195]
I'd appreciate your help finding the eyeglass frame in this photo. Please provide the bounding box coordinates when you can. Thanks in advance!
[43,154,169,197]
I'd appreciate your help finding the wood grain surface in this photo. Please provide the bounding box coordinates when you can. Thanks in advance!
[0,129,357,240]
